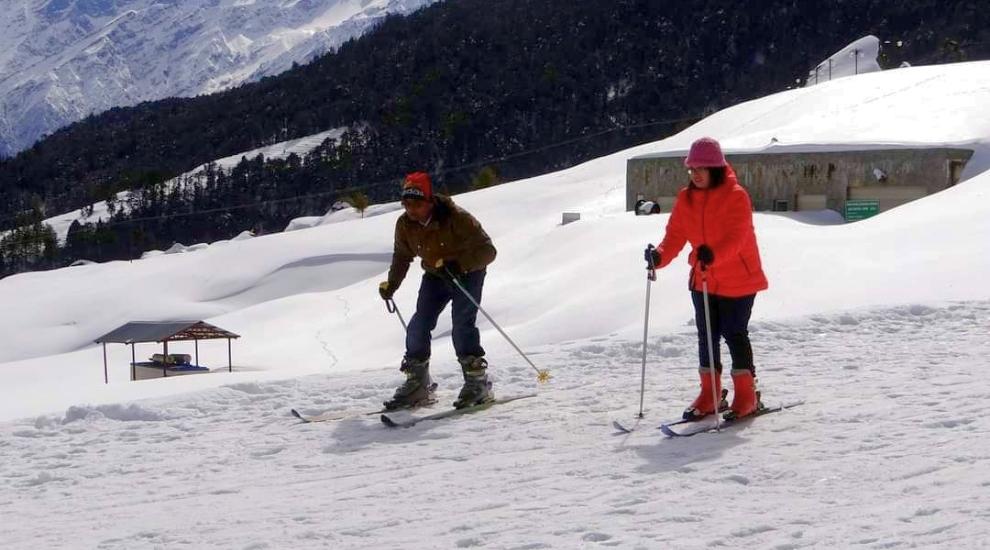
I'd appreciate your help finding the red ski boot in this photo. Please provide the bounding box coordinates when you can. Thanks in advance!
[682,367,724,420]
[725,369,761,420]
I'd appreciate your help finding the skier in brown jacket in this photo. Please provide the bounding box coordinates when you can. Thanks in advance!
[378,172,497,410]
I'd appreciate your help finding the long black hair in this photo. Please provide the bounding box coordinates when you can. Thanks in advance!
[683,166,728,207]
[687,166,727,190]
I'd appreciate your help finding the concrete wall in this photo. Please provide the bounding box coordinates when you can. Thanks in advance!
[626,148,973,213]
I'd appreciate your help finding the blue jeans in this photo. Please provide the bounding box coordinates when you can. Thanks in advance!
[691,291,756,373]
[406,270,486,361]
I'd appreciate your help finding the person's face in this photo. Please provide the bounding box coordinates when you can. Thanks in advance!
[688,167,711,188]
[402,198,433,222]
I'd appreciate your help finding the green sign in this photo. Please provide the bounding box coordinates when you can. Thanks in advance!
[844,199,880,222]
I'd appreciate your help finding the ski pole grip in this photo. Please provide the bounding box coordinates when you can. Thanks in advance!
[646,244,657,281]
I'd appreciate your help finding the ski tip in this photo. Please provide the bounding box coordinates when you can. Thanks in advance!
[380,414,401,428]
[612,420,632,434]
[756,400,805,416]
[659,424,679,437]
[290,409,304,420]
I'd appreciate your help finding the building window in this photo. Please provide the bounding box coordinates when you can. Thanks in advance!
[772,199,790,212]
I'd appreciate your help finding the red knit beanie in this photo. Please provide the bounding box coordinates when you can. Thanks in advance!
[402,172,432,201]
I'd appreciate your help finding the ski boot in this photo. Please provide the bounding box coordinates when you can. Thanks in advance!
[453,356,494,409]
[683,366,729,421]
[383,358,437,411]
[723,369,763,421]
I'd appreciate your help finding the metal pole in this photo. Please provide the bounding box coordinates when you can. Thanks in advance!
[638,246,657,418]
[828,58,832,80]
[131,343,136,381]
[701,271,721,432]
[102,343,108,384]
[163,340,168,378]
[446,270,549,382]
[195,339,199,366]
[385,298,408,331]
[228,338,232,373]
[854,49,859,75]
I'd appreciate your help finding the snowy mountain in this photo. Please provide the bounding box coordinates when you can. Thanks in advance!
[0,0,437,157]
[1,61,989,547]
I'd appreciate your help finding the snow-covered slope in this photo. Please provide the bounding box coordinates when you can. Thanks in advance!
[0,0,437,157]
[3,59,987,373]
[0,60,989,548]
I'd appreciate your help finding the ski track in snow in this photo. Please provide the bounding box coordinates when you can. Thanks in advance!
[1,301,988,549]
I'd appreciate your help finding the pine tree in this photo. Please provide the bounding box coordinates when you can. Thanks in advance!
[345,192,371,217]
[471,166,500,190]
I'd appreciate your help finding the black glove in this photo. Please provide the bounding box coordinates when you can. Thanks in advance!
[378,281,395,300]
[643,246,661,269]
[696,244,714,267]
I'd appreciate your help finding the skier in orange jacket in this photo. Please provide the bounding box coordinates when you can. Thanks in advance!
[646,137,769,420]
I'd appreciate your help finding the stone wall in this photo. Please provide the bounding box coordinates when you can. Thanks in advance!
[626,148,973,213]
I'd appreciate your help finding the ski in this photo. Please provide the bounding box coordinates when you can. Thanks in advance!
[659,400,804,437]
[381,393,537,428]
[291,408,385,423]
[611,419,643,434]
[614,412,716,434]
[612,389,729,434]
[292,384,439,423]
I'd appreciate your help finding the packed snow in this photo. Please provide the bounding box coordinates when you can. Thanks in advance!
[1,61,990,548]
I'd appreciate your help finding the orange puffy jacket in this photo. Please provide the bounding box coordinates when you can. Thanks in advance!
[656,165,769,297]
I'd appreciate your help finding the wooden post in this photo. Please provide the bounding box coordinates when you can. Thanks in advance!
[102,343,108,384]
[228,338,232,373]
[131,343,136,381]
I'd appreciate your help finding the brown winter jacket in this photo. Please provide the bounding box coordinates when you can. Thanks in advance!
[387,195,497,290]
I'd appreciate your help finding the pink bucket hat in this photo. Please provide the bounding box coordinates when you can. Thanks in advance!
[684,137,728,168]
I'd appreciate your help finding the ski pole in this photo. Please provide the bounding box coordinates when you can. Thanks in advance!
[385,297,407,331]
[638,245,658,418]
[700,266,721,432]
[444,269,551,384]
